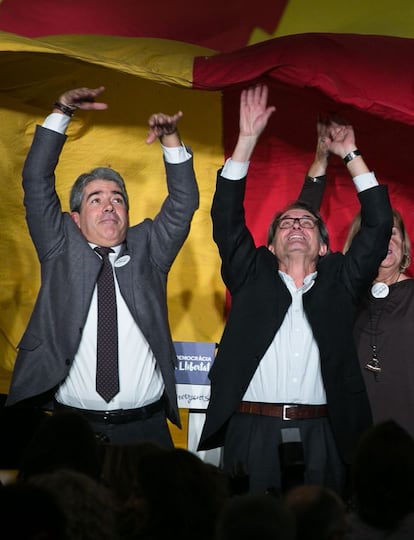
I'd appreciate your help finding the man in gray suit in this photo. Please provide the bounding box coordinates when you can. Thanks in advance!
[7,86,199,446]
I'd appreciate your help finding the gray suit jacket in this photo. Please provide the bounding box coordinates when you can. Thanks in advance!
[7,126,199,427]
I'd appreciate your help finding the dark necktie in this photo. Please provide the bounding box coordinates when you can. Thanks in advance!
[94,246,119,403]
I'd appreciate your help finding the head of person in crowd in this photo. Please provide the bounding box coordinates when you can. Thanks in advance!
[285,484,347,540]
[100,441,166,505]
[351,419,414,530]
[343,208,411,277]
[28,469,118,540]
[18,410,102,482]
[215,493,296,540]
[0,481,67,539]
[133,447,230,540]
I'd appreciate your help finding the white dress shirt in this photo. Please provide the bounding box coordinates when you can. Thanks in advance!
[222,157,378,404]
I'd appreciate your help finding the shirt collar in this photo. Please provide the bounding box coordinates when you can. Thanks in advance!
[279,270,317,292]
[89,243,122,257]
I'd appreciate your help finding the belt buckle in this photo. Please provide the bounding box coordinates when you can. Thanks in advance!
[282,404,297,420]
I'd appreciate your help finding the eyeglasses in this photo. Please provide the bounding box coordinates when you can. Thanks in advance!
[277,216,318,229]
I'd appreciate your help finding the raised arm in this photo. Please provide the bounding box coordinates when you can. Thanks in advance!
[146,111,183,147]
[231,84,276,162]
[144,108,198,271]
[297,118,330,211]
[298,117,373,211]
[53,86,108,115]
[23,86,108,260]
[307,118,330,177]
[212,85,275,290]
[326,121,370,177]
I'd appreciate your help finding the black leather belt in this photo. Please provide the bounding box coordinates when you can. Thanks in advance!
[237,401,328,420]
[55,397,165,424]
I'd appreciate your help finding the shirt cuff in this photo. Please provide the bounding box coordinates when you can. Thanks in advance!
[353,171,378,193]
[42,112,71,134]
[221,158,249,180]
[161,143,191,164]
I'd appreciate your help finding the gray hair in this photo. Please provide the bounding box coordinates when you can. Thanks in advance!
[69,167,129,212]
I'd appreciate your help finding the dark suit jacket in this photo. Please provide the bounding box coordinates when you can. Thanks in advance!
[297,174,327,212]
[7,126,199,427]
[198,172,392,462]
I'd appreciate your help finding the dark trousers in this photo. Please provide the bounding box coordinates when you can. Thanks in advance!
[223,413,345,495]
[90,410,174,448]
[55,404,174,449]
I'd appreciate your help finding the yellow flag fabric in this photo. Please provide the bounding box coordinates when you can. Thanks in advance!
[0,33,224,395]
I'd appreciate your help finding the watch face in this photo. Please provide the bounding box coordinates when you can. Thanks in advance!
[344,149,361,164]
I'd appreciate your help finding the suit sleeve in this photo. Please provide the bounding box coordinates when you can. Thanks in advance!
[22,125,67,262]
[297,174,327,212]
[149,151,199,273]
[340,184,393,301]
[211,172,258,294]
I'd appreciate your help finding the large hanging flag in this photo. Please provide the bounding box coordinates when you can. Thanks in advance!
[194,33,414,252]
[0,0,287,51]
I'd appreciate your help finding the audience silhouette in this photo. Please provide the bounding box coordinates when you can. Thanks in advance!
[28,469,119,540]
[285,484,347,540]
[346,420,414,539]
[0,481,67,539]
[18,409,102,482]
[4,405,414,540]
[215,493,295,540]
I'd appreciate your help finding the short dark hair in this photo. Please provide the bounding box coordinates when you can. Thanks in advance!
[267,200,330,251]
[69,167,129,213]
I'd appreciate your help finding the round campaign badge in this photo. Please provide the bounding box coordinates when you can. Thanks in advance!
[371,282,389,298]
[114,255,131,267]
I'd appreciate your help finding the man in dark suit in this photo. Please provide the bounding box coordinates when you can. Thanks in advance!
[7,86,199,446]
[198,84,392,494]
